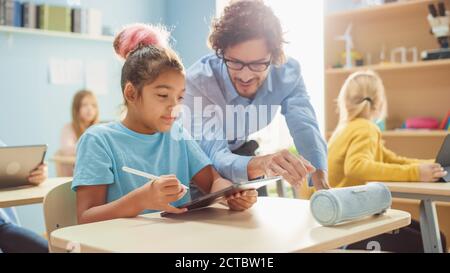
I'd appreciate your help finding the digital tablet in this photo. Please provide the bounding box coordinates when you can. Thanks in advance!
[436,134,450,182]
[161,176,282,217]
[0,145,47,189]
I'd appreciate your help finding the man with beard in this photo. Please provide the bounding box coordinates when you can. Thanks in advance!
[183,0,329,196]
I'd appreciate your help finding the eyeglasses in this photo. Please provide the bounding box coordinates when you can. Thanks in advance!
[222,57,271,72]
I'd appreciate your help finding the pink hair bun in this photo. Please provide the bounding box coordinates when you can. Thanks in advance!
[114,23,169,59]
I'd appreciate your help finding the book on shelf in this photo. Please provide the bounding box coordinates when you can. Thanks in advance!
[73,8,102,36]
[38,4,71,32]
[3,0,14,26]
[0,0,21,27]
[13,0,21,27]
[71,8,81,33]
[0,0,5,26]
[86,8,102,36]
[1,2,105,38]
[439,111,450,130]
[22,2,37,28]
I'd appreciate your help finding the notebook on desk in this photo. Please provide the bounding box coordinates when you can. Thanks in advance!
[437,134,450,182]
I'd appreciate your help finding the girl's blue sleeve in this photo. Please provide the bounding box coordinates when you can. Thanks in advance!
[72,133,115,191]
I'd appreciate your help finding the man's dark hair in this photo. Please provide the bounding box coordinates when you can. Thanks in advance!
[208,0,287,66]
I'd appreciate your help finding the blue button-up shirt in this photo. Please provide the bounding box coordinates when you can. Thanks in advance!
[183,54,327,183]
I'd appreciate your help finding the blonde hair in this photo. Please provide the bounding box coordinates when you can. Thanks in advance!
[330,70,387,143]
[71,90,99,139]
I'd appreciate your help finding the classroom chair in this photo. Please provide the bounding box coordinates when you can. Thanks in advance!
[43,180,77,253]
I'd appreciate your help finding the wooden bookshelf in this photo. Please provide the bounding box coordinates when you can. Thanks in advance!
[327,129,448,138]
[327,0,437,21]
[326,59,450,75]
[0,25,113,42]
[381,130,449,137]
[324,0,450,160]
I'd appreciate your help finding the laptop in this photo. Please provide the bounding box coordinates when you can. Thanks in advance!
[0,145,47,189]
[436,134,450,182]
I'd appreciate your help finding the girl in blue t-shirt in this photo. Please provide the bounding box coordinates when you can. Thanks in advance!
[73,24,258,224]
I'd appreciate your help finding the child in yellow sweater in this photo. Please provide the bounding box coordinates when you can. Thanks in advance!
[328,70,447,188]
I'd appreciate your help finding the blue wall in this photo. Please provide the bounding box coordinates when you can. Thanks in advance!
[166,0,216,67]
[0,0,215,234]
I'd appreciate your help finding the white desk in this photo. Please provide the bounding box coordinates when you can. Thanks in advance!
[382,182,450,253]
[51,197,410,253]
[0,177,72,208]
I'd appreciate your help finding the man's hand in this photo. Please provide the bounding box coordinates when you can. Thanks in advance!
[249,149,316,189]
[311,169,331,190]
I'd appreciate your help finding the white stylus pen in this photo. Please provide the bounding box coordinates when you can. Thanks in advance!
[122,166,189,190]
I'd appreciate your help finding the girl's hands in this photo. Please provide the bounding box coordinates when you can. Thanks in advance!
[419,163,447,182]
[138,174,188,214]
[226,189,258,211]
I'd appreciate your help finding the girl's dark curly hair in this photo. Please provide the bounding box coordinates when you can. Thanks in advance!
[208,0,287,66]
